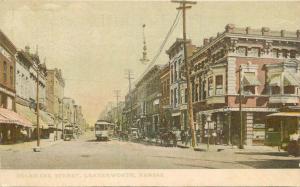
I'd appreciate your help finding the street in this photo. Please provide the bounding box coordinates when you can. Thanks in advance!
[0,132,299,169]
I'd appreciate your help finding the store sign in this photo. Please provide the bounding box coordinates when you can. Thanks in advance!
[253,123,265,129]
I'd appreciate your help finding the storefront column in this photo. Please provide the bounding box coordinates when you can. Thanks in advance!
[246,112,253,145]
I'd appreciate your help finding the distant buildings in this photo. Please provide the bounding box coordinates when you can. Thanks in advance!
[0,29,88,144]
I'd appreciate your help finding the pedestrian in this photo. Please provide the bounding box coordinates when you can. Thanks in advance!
[212,131,217,145]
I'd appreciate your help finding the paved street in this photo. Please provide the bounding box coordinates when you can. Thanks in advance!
[0,132,299,169]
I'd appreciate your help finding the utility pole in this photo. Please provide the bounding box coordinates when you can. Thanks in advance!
[34,64,41,152]
[114,90,121,130]
[239,65,244,149]
[125,69,134,131]
[172,0,197,148]
[61,98,64,140]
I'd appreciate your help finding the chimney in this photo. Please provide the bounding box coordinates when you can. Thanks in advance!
[225,24,235,33]
[209,37,214,42]
[246,27,251,34]
[203,38,209,45]
[25,46,30,53]
[281,30,285,37]
[261,27,270,36]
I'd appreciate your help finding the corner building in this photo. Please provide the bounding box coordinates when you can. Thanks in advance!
[190,24,300,146]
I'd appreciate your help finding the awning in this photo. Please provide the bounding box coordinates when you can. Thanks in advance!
[40,111,55,128]
[267,112,300,117]
[243,73,261,86]
[172,112,181,117]
[269,74,281,86]
[0,108,32,128]
[284,72,299,86]
[16,104,48,129]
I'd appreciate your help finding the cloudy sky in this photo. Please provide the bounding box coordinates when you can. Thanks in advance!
[0,0,299,125]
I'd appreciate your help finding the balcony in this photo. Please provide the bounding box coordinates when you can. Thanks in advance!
[207,95,226,104]
[269,95,299,104]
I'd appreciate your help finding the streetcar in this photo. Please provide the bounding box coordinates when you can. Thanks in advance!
[94,120,114,141]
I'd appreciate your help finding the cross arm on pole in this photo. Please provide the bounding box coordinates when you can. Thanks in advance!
[171,0,197,4]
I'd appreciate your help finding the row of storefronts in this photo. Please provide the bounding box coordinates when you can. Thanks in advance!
[0,29,87,144]
[122,24,300,146]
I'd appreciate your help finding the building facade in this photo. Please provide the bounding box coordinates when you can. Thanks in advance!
[189,24,300,145]
[135,65,162,137]
[159,64,171,130]
[166,38,197,131]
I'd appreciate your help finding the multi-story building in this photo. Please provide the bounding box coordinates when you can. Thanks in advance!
[166,38,197,131]
[189,24,300,145]
[0,30,17,110]
[46,68,65,136]
[123,87,138,131]
[159,64,171,130]
[15,46,51,138]
[0,31,34,143]
[135,65,162,137]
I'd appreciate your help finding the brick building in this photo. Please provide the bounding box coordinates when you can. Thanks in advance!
[189,24,300,145]
[159,64,171,130]
[166,38,197,131]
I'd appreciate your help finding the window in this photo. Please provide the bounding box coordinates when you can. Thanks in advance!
[10,66,13,86]
[290,51,296,59]
[174,88,177,106]
[284,85,295,94]
[185,88,188,104]
[237,47,247,56]
[208,76,214,96]
[174,63,177,81]
[282,49,288,58]
[271,86,280,95]
[170,65,173,83]
[202,81,206,100]
[171,89,173,106]
[3,61,7,82]
[195,84,199,102]
[244,86,256,95]
[215,75,224,95]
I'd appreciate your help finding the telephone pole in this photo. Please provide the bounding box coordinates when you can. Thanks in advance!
[114,90,121,130]
[34,64,41,152]
[125,69,134,131]
[171,0,197,148]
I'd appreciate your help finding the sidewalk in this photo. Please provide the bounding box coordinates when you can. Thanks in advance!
[0,138,63,152]
[177,141,278,152]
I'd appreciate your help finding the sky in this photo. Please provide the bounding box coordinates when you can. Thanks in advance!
[0,0,299,125]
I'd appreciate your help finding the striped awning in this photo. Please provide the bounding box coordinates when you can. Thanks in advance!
[0,108,32,128]
[284,72,299,86]
[243,73,261,86]
[267,112,300,117]
[269,74,281,86]
[16,104,48,129]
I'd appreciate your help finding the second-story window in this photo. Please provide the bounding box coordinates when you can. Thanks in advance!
[208,76,214,96]
[10,66,13,86]
[170,65,173,83]
[3,61,7,83]
[215,75,224,95]
[290,50,296,59]
[282,49,288,58]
